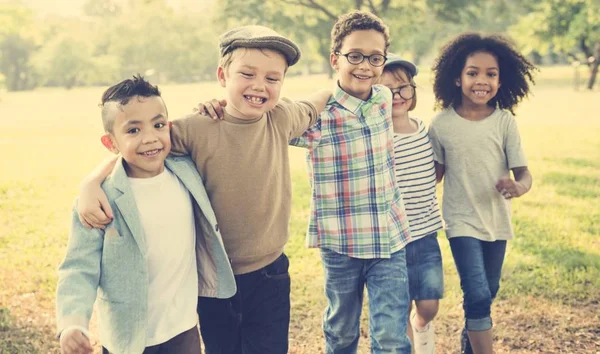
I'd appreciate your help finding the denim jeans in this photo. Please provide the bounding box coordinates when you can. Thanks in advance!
[449,237,507,331]
[320,248,411,354]
[405,233,444,301]
[196,253,291,354]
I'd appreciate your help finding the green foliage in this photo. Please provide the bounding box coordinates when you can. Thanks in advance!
[0,3,42,91]
[512,0,600,58]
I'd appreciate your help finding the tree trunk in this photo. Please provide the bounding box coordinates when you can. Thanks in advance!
[588,43,600,90]
[588,62,599,90]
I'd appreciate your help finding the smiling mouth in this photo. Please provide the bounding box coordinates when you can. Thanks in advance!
[353,74,372,80]
[473,90,488,97]
[244,95,267,105]
[139,149,162,157]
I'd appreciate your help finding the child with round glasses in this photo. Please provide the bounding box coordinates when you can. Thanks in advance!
[380,55,444,354]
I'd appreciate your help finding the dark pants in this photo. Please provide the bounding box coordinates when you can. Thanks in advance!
[197,253,291,354]
[102,325,201,354]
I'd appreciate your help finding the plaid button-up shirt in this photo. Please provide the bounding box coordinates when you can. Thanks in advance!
[290,84,411,259]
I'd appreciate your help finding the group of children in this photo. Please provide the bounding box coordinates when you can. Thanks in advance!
[56,9,536,354]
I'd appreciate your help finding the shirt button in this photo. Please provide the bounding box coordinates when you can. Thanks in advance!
[215,224,219,232]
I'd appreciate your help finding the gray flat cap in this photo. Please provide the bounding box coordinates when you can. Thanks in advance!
[219,25,301,66]
[384,54,418,77]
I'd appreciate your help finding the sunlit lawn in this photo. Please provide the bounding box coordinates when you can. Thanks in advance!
[0,66,598,353]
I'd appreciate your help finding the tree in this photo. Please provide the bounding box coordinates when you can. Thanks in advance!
[512,0,600,89]
[0,4,41,91]
[215,0,522,76]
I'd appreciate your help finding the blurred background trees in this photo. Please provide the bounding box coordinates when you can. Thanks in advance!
[1,0,598,91]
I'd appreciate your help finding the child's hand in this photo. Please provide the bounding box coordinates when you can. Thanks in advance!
[194,99,227,120]
[60,328,93,354]
[78,180,113,229]
[495,176,526,199]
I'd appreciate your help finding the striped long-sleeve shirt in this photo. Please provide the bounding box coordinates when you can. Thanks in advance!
[290,84,411,259]
[393,118,442,241]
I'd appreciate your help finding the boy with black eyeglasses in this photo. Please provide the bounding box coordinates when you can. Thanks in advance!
[290,10,413,354]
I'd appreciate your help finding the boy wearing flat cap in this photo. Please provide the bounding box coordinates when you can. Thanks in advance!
[77,25,331,354]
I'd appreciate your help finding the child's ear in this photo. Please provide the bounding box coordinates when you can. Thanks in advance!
[217,66,227,88]
[101,134,119,154]
[330,52,339,71]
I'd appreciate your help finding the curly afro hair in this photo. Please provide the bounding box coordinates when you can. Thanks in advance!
[432,33,537,114]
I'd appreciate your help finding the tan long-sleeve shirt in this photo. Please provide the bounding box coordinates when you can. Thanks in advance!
[171,99,318,274]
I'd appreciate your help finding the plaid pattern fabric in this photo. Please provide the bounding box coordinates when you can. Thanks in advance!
[290,84,411,258]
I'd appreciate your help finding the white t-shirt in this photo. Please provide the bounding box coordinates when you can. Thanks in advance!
[130,168,198,346]
[429,108,527,241]
[393,117,442,241]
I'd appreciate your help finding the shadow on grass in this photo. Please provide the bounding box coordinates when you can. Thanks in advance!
[0,307,42,354]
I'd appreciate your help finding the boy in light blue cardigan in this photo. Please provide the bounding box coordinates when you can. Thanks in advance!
[56,75,236,354]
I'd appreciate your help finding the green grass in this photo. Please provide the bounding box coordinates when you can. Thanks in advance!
[1,65,599,353]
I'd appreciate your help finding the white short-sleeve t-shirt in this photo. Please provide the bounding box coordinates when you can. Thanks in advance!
[429,108,527,241]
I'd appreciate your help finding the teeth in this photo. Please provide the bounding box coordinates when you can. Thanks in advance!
[245,96,265,104]
[142,149,160,156]
[474,90,487,97]
[354,74,370,79]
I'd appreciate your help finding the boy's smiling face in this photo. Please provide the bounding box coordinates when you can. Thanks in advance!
[331,29,386,101]
[102,95,171,178]
[217,48,287,120]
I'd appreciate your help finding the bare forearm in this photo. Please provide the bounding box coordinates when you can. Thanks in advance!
[434,162,445,184]
[81,155,118,187]
[513,167,532,196]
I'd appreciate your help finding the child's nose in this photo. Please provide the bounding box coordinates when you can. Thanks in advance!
[251,80,266,91]
[142,131,158,143]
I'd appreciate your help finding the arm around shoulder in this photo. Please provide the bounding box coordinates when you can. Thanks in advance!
[305,89,332,114]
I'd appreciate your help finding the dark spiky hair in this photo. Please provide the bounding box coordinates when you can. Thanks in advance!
[100,74,162,132]
[432,33,537,114]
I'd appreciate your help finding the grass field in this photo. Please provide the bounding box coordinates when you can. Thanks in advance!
[0,66,599,353]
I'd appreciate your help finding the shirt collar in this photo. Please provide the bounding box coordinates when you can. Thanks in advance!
[332,82,381,116]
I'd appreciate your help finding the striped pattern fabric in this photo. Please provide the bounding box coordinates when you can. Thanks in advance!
[290,84,411,259]
[393,118,443,241]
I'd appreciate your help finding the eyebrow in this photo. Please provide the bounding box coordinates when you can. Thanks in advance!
[123,114,165,126]
[239,65,283,76]
[466,66,499,70]
[346,49,385,54]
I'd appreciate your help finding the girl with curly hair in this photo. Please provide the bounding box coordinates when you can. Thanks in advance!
[428,33,536,354]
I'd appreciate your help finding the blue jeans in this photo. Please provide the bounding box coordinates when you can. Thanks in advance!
[405,233,444,301]
[449,237,507,331]
[320,248,411,354]
[197,253,291,354]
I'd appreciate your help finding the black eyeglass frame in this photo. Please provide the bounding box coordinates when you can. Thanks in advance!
[389,84,416,100]
[335,51,388,67]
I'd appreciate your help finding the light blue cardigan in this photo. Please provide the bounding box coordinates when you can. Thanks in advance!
[56,156,236,354]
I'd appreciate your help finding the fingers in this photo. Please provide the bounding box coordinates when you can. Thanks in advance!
[204,101,220,120]
[80,208,111,230]
[196,99,226,120]
[61,331,93,354]
[72,331,93,353]
[499,188,513,199]
[99,193,113,219]
[78,213,93,230]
